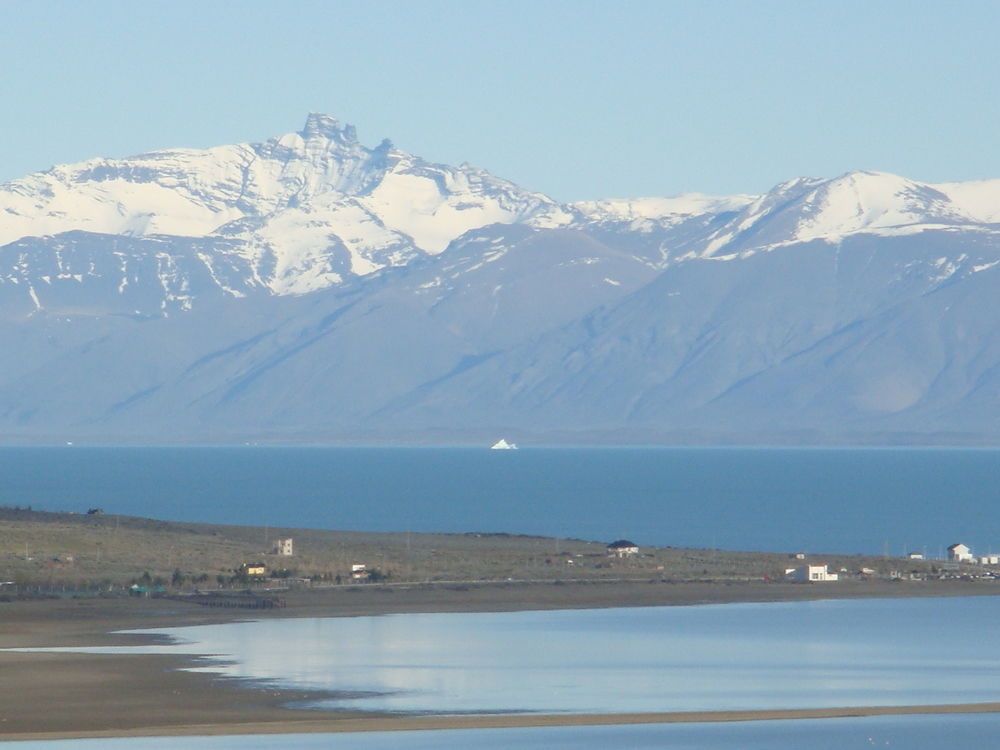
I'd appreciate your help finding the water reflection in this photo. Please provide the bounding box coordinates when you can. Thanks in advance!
[96,596,1000,714]
[11,714,1000,750]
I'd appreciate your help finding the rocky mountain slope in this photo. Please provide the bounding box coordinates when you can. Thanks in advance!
[2,115,999,443]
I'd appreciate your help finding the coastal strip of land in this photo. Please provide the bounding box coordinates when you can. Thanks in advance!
[3,509,999,740]
[3,580,1000,740]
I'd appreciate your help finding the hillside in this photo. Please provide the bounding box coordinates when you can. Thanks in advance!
[3,117,1000,444]
[0,507,925,593]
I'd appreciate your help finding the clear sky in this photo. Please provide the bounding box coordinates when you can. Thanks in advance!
[2,1,999,202]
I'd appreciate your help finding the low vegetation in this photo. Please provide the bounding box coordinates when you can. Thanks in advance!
[0,506,960,597]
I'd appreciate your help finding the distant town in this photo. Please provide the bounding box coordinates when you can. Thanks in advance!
[2,507,999,606]
[783,541,999,583]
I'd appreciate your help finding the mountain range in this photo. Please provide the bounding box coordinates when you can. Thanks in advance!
[2,113,999,444]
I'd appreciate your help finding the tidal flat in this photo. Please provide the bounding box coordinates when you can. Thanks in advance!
[3,582,1000,741]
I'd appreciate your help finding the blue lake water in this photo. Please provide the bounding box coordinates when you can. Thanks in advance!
[30,597,1000,715]
[11,715,1000,750]
[2,446,1000,553]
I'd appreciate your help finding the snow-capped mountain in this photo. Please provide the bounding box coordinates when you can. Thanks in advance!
[1,114,566,299]
[701,171,1000,258]
[3,116,1000,444]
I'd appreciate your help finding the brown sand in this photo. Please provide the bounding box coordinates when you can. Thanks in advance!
[2,579,1000,740]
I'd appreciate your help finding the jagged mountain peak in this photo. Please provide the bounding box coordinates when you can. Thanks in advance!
[300,112,356,142]
[0,115,567,300]
[5,117,1000,310]
[5,122,1000,443]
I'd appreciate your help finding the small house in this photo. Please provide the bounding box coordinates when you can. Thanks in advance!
[980,554,1000,566]
[351,563,369,580]
[241,562,267,578]
[271,538,294,556]
[907,552,924,560]
[948,543,973,562]
[788,564,838,583]
[607,539,639,557]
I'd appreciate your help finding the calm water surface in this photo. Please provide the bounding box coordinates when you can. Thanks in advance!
[33,597,1000,715]
[2,446,1000,552]
[10,713,1000,749]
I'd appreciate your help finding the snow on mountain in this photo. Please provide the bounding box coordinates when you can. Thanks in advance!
[8,115,1000,306]
[571,193,755,229]
[934,178,1000,224]
[0,114,562,296]
[796,172,954,236]
[701,171,1000,259]
[6,117,1000,443]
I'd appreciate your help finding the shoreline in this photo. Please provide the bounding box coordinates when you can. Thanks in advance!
[14,578,1000,649]
[3,579,1000,740]
[9,701,1000,742]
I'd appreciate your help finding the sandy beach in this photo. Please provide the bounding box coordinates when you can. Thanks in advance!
[3,579,1000,740]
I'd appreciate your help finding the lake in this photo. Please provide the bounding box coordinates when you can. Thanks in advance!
[1,446,1000,553]
[10,715,1000,750]
[29,596,1000,714]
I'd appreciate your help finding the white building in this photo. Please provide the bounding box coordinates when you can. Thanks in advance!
[980,554,1000,566]
[607,540,639,557]
[788,564,839,583]
[271,538,294,556]
[948,543,973,562]
[907,552,924,560]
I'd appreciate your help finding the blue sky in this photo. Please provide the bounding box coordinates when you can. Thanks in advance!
[2,1,999,202]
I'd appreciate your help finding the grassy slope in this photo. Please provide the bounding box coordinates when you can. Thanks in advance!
[0,506,945,591]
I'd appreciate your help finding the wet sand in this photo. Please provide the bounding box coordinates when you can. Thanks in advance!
[2,579,999,740]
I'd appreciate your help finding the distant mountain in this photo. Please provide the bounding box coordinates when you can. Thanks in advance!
[2,115,999,444]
